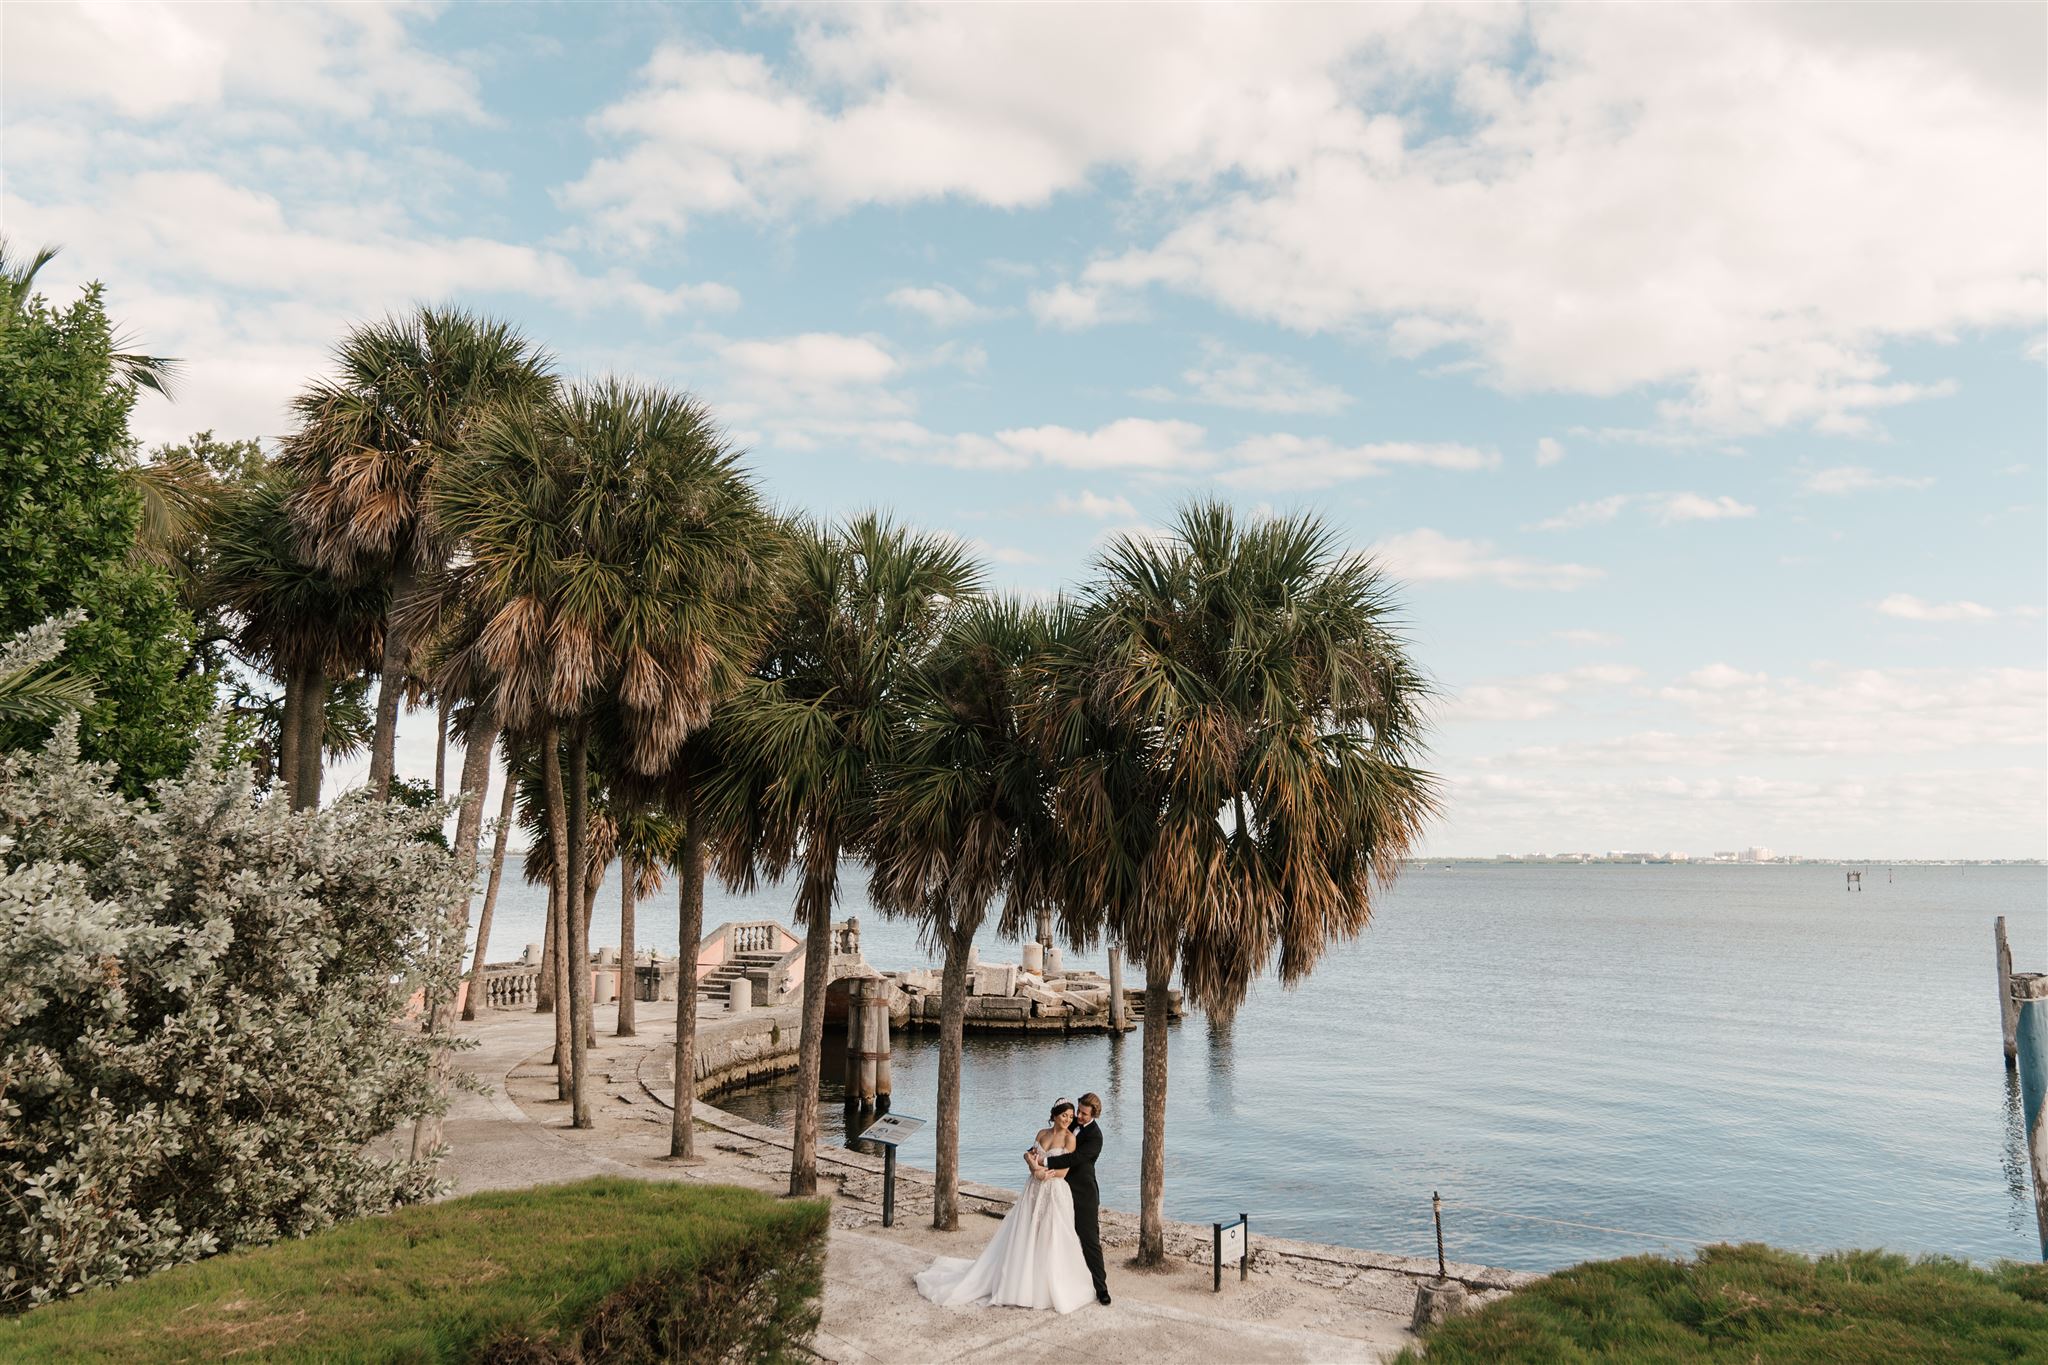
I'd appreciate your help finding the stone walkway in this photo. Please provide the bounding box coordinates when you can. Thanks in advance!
[424,1004,1533,1364]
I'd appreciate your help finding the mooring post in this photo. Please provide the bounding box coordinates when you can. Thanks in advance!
[2013,972,2048,1259]
[1997,917,2019,1068]
[875,981,893,1116]
[858,980,880,1115]
[1108,944,1127,1031]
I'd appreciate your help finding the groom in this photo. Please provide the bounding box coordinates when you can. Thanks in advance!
[1042,1092,1110,1304]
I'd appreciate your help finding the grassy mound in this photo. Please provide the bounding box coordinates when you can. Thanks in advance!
[0,1177,829,1363]
[1403,1243,2048,1363]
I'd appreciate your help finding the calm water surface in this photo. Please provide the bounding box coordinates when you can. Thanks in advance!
[478,863,2046,1272]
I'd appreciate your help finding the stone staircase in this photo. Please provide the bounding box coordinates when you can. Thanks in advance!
[695,949,787,1004]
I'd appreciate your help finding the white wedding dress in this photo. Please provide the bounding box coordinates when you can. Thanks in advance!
[915,1140,1097,1314]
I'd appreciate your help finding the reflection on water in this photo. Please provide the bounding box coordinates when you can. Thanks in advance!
[2002,1068,2029,1232]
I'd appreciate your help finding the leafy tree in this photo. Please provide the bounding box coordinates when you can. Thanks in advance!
[0,256,212,790]
[0,720,467,1309]
[1039,502,1439,1263]
[281,307,554,802]
[710,515,982,1196]
[868,597,1060,1230]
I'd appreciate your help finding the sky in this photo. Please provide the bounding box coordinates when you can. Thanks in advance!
[3,2,2043,858]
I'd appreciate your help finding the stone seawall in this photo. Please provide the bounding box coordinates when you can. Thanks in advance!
[634,1005,1535,1303]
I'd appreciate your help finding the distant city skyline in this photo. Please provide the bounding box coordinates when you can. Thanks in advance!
[4,4,2041,857]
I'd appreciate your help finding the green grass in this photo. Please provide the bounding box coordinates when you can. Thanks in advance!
[1401,1243,2048,1364]
[0,1178,830,1363]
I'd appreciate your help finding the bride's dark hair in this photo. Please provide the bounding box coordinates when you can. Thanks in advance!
[1049,1099,1075,1123]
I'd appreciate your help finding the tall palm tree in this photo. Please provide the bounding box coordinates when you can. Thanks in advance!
[461,750,519,1023]
[281,306,553,801]
[611,803,679,1038]
[710,514,983,1196]
[435,379,778,1129]
[1039,501,1439,1264]
[869,597,1059,1230]
[205,465,386,810]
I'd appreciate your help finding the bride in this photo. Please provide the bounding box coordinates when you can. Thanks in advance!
[915,1098,1098,1313]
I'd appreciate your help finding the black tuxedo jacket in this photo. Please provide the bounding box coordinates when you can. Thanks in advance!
[1044,1120,1101,1209]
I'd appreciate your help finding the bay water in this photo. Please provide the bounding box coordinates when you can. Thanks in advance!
[476,861,2045,1272]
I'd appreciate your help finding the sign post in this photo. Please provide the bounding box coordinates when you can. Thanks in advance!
[858,1112,926,1228]
[1213,1213,1248,1291]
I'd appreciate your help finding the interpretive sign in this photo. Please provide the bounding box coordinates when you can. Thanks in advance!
[856,1113,925,1228]
[860,1113,926,1146]
[1214,1213,1249,1291]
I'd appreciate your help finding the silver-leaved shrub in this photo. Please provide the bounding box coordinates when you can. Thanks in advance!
[0,719,467,1310]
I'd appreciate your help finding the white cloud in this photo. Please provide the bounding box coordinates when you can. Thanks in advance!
[1052,491,1140,520]
[2,1,484,121]
[885,284,1001,327]
[1371,529,1603,591]
[950,418,1211,472]
[1451,664,1645,721]
[1218,436,1497,491]
[1027,282,1135,330]
[1141,342,1351,415]
[1535,437,1565,467]
[1876,594,2000,623]
[1800,465,1938,495]
[3,169,738,444]
[722,332,899,387]
[1534,491,1755,530]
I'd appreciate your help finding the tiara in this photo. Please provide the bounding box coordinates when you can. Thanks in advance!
[1052,1096,1074,1108]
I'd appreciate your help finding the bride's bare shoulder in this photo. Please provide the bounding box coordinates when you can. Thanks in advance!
[1034,1126,1057,1148]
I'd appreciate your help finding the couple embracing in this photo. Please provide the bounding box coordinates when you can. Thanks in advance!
[915,1093,1111,1314]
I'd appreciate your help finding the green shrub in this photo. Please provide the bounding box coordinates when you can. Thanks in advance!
[0,1178,831,1363]
[1403,1242,2048,1364]
[0,721,466,1309]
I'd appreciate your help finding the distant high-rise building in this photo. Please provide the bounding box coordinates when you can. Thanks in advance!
[1739,845,1775,863]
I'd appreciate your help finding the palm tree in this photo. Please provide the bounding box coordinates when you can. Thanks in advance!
[461,750,519,1023]
[0,612,94,725]
[281,306,553,801]
[610,804,679,1038]
[710,515,983,1196]
[869,597,1060,1229]
[1039,501,1439,1264]
[205,465,386,810]
[434,379,778,1130]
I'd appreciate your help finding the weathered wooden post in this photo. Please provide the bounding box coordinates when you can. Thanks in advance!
[2013,972,2048,1259]
[855,979,880,1115]
[874,983,893,1116]
[1108,944,1128,1031]
[1997,917,2019,1068]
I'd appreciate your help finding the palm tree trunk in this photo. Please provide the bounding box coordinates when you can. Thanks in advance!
[933,921,974,1231]
[564,720,594,1129]
[277,668,303,800]
[668,787,706,1159]
[366,562,417,801]
[463,770,517,1022]
[787,861,835,1197]
[1136,957,1173,1266]
[582,851,603,1049]
[617,862,638,1038]
[540,722,574,1101]
[408,713,502,1160]
[433,693,450,799]
[537,873,556,1011]
[293,666,326,812]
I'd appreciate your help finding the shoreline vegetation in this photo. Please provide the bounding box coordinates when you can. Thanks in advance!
[0,1179,830,1364]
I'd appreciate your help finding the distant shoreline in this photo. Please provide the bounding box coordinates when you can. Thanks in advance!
[1410,857,2045,867]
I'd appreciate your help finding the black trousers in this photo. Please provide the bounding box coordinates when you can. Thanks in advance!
[1074,1196,1108,1295]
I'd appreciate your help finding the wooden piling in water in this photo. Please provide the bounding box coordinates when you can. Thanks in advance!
[2011,972,2048,1259]
[1108,944,1128,1031]
[1998,916,2019,1069]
